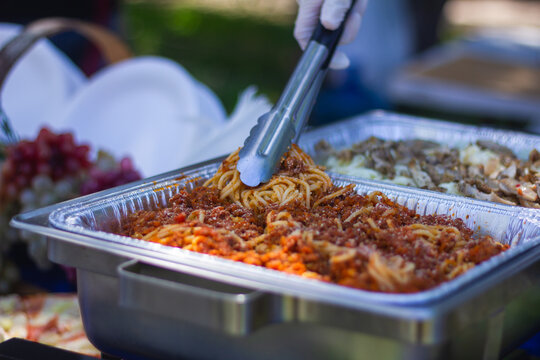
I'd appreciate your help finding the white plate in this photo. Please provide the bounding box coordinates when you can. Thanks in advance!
[194,80,227,125]
[55,56,207,177]
[0,23,86,138]
[187,87,271,165]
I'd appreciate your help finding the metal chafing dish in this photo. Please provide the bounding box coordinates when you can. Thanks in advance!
[11,144,540,360]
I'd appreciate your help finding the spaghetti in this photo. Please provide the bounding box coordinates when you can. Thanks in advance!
[203,144,332,209]
[120,145,509,293]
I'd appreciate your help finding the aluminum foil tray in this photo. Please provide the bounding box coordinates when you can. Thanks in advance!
[299,110,540,215]
[11,138,540,359]
[45,160,540,306]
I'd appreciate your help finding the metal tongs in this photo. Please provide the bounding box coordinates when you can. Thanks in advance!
[237,1,357,187]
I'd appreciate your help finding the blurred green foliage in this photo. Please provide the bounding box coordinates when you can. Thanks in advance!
[121,2,300,114]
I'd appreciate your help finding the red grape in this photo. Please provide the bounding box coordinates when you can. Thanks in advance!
[80,155,141,195]
[0,127,92,201]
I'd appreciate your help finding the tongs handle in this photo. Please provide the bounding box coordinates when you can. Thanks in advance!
[292,0,359,141]
[237,0,357,186]
[310,0,358,69]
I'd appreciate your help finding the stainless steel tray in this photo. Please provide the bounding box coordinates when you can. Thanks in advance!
[299,110,540,214]
[11,147,540,359]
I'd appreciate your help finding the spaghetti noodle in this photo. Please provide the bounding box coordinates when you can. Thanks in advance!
[120,145,509,293]
[203,144,332,209]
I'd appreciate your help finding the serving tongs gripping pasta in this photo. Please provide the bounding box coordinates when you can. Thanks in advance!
[237,1,357,187]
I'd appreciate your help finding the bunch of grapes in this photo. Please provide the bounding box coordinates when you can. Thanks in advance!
[0,128,142,290]
[1,128,91,203]
[81,151,141,195]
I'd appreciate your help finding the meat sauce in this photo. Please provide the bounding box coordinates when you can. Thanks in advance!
[120,186,508,293]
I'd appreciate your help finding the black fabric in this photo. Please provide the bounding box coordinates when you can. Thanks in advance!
[0,338,96,360]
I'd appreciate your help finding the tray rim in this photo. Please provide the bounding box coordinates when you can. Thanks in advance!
[300,110,540,146]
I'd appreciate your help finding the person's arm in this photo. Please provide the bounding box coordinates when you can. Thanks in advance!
[293,0,367,70]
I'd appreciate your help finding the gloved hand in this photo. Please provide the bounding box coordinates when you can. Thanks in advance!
[294,0,367,70]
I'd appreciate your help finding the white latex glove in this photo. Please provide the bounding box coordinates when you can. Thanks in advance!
[294,0,367,70]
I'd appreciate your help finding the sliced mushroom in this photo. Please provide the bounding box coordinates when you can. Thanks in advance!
[457,181,518,205]
[473,178,496,194]
[498,162,517,179]
[485,177,500,190]
[423,163,444,184]
[518,198,540,209]
[405,139,438,156]
[353,137,383,154]
[499,178,538,202]
[485,157,506,178]
[373,156,395,177]
[333,148,354,162]
[363,152,375,168]
[521,183,539,202]
[489,192,517,206]
[529,148,540,163]
[430,148,459,167]
[372,148,393,165]
[315,140,332,152]
[476,140,516,158]
[468,165,484,178]
[458,181,492,201]
[440,169,460,183]
[408,161,435,188]
[532,160,540,173]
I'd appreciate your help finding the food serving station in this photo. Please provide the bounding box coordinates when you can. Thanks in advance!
[11,111,540,360]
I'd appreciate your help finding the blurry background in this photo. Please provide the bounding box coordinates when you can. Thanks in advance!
[0,0,539,357]
[118,0,540,124]
[120,0,300,114]
[1,0,539,122]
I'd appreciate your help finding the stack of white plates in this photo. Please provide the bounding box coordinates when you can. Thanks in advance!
[0,23,271,177]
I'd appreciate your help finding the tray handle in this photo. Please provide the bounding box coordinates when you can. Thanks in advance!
[117,260,279,336]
